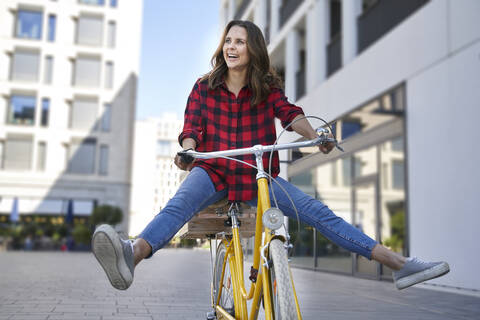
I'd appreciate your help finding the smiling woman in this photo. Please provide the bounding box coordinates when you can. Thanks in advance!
[202,20,282,106]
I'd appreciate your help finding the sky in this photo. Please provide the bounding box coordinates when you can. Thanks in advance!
[136,0,221,120]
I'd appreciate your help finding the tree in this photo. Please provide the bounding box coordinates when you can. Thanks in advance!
[90,205,123,226]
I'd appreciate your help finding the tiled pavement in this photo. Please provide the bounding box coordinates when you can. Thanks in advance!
[0,250,478,319]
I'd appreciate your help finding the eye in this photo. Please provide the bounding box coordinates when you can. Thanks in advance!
[225,38,231,44]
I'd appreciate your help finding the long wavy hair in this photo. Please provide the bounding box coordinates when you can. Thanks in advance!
[201,20,283,106]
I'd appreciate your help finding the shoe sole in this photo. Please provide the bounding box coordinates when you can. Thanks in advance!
[396,262,450,290]
[92,225,132,290]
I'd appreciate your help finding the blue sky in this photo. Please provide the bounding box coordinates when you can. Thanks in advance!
[136,0,220,120]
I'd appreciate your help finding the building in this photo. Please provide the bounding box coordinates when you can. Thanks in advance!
[0,0,143,234]
[221,0,480,293]
[129,114,185,237]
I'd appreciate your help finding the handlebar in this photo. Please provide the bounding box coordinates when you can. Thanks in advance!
[178,127,343,163]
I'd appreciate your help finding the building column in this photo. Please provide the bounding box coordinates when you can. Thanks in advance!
[254,0,267,37]
[341,0,362,66]
[219,1,228,29]
[270,0,281,40]
[306,0,329,93]
[228,0,236,21]
[285,29,300,102]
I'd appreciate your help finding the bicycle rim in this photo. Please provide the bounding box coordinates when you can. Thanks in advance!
[269,239,298,319]
[214,242,235,317]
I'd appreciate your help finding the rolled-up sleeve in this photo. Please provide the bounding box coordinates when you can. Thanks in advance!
[178,81,204,146]
[270,88,304,131]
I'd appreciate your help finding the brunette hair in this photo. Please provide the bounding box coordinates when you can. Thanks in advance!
[201,20,283,106]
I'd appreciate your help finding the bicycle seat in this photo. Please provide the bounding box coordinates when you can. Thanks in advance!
[177,198,256,239]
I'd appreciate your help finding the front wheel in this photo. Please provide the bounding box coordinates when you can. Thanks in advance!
[213,242,235,317]
[269,239,299,319]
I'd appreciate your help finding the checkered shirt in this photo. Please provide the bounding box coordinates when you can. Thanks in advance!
[178,79,304,201]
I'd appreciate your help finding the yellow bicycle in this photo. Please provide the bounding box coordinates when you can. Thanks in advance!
[178,127,336,320]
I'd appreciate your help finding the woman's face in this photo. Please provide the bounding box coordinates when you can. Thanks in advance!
[223,25,250,72]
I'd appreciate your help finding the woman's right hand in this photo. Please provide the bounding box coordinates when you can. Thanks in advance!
[174,150,195,171]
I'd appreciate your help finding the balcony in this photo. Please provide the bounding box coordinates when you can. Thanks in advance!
[358,0,429,53]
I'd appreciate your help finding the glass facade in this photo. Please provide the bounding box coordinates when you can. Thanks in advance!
[16,10,42,40]
[48,14,56,42]
[288,85,407,279]
[8,95,36,125]
[12,50,40,82]
[79,0,105,5]
[67,139,96,174]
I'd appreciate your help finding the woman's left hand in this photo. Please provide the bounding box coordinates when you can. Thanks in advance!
[319,133,335,154]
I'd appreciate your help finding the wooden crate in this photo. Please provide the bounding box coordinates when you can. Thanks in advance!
[177,199,257,239]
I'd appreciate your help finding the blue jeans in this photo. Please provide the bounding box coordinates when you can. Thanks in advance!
[140,167,377,258]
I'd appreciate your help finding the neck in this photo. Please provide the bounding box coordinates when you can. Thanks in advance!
[226,68,247,88]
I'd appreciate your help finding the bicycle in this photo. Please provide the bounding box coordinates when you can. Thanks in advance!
[178,125,340,320]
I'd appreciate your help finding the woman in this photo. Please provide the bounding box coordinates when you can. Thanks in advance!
[92,20,449,292]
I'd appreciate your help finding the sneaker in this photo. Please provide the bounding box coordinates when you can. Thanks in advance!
[92,224,134,290]
[393,257,450,290]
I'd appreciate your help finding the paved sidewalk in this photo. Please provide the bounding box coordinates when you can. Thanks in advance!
[0,250,478,319]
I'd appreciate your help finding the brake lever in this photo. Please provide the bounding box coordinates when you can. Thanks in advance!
[321,138,344,152]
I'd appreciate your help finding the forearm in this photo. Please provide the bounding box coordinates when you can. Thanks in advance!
[181,138,197,150]
[291,115,317,140]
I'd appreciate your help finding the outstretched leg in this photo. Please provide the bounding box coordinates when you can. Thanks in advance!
[248,176,449,289]
[92,167,226,290]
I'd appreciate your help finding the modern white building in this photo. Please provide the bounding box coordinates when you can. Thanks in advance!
[221,0,480,293]
[0,0,143,233]
[129,114,185,237]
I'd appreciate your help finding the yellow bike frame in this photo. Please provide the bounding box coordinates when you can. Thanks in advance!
[213,176,302,320]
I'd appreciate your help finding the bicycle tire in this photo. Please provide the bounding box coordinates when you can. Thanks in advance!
[269,239,298,319]
[213,242,235,317]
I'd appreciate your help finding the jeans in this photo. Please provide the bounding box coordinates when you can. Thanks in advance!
[139,167,377,258]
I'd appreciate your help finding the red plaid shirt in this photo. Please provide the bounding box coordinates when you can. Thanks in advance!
[179,79,304,201]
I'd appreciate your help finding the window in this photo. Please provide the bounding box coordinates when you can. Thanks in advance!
[41,98,49,126]
[101,103,111,131]
[392,160,404,190]
[76,15,104,46]
[67,138,96,174]
[156,140,171,156]
[110,0,118,8]
[341,120,362,140]
[0,141,4,169]
[73,56,101,87]
[71,97,98,130]
[8,94,36,125]
[391,136,403,152]
[105,61,114,89]
[4,135,33,171]
[48,14,56,41]
[99,145,109,175]
[37,142,46,171]
[107,21,116,48]
[15,9,43,40]
[11,49,40,82]
[44,56,53,84]
[79,0,105,6]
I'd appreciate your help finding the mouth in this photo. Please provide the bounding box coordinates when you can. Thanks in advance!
[226,53,239,60]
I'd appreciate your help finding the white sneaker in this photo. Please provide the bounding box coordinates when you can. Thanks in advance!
[92,224,135,290]
[393,257,449,290]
